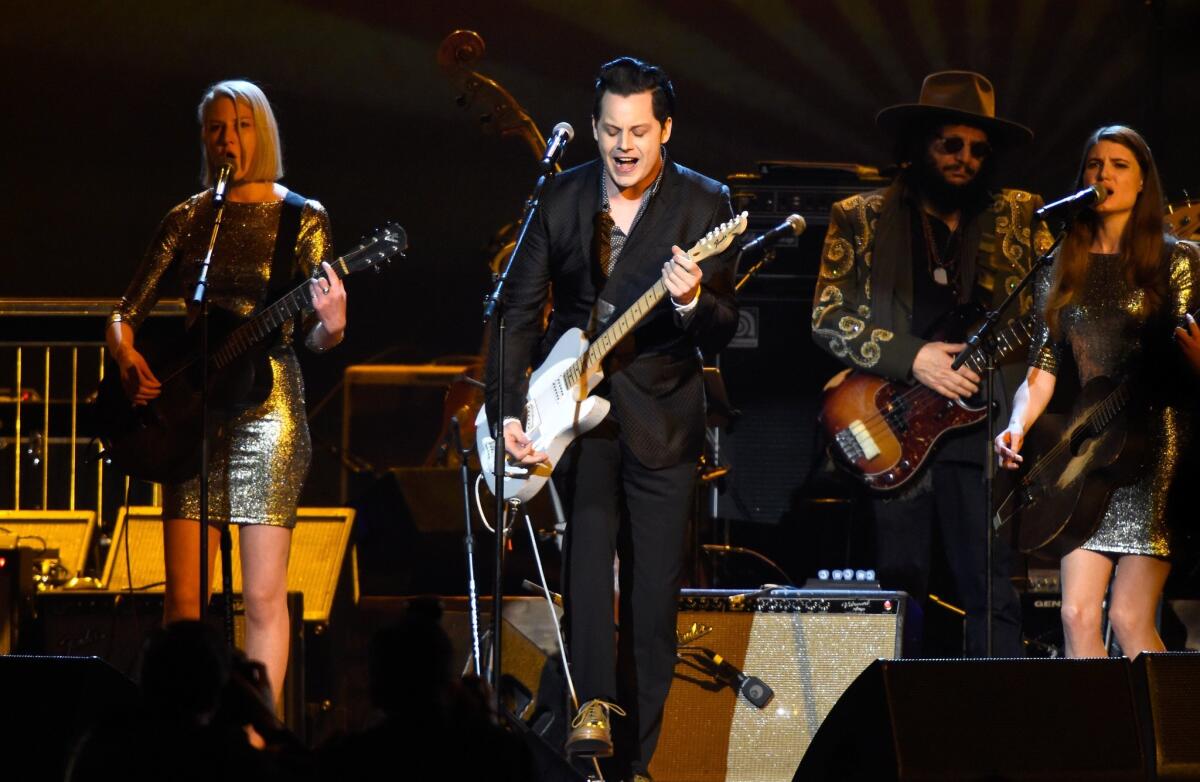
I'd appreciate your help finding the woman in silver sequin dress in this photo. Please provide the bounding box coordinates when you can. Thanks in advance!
[106,81,346,704]
[995,126,1200,658]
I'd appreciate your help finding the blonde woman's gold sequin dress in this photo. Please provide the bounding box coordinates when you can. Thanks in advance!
[110,191,332,528]
[1028,241,1200,556]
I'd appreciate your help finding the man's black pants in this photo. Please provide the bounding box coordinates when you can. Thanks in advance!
[559,424,695,776]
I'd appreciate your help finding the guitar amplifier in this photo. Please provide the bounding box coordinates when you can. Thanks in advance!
[715,162,887,526]
[337,363,471,502]
[726,161,888,289]
[650,588,908,782]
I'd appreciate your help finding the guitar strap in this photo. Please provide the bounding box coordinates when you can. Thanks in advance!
[266,189,309,304]
[232,190,308,409]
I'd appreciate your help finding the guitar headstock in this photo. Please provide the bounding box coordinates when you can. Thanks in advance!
[688,212,749,262]
[341,223,408,276]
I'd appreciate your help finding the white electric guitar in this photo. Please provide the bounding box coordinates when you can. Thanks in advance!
[476,212,749,502]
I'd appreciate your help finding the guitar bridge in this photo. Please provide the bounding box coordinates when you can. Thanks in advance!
[839,419,881,462]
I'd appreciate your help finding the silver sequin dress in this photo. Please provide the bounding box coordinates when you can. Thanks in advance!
[1028,242,1200,556]
[110,191,332,528]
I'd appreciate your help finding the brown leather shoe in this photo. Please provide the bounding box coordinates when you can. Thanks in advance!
[565,698,626,758]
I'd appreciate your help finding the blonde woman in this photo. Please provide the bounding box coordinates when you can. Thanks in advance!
[108,79,345,705]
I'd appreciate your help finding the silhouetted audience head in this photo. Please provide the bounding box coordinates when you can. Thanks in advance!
[140,620,230,725]
[369,596,455,714]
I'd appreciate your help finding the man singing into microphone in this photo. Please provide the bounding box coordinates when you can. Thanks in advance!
[811,71,1052,656]
[485,57,737,780]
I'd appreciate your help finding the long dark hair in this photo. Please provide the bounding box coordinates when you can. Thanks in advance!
[1045,125,1167,337]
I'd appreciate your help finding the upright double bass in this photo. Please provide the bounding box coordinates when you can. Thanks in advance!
[426,30,559,467]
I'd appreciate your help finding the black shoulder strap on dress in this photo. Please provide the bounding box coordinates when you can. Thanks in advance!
[265,190,309,304]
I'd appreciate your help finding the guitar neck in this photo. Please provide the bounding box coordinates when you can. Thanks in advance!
[1082,378,1134,437]
[212,281,315,369]
[555,211,747,390]
[212,254,362,370]
[959,315,1036,374]
[563,280,670,389]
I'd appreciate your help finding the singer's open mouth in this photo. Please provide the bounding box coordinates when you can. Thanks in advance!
[613,156,638,174]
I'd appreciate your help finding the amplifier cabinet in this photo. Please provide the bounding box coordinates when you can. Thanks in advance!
[651,588,907,782]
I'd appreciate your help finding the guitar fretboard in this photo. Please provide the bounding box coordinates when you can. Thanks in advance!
[212,282,318,370]
[1087,383,1131,435]
[960,314,1037,374]
[205,228,400,372]
[561,279,670,390]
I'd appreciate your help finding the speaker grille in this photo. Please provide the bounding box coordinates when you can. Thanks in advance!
[0,510,96,576]
[653,590,904,782]
[102,506,354,623]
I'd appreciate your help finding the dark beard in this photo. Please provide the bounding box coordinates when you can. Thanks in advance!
[908,155,991,215]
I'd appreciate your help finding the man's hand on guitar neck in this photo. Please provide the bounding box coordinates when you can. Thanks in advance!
[911,341,980,400]
[503,420,549,466]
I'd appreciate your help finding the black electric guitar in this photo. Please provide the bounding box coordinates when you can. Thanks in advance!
[95,223,407,483]
[992,374,1145,557]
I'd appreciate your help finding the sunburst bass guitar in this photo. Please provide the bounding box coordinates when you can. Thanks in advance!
[819,303,1036,491]
[476,212,748,503]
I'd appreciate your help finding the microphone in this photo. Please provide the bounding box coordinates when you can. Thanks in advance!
[1035,183,1108,222]
[539,122,574,172]
[212,158,235,206]
[699,648,774,709]
[739,214,806,261]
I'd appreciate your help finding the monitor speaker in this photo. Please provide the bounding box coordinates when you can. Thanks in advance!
[0,654,139,782]
[1133,651,1200,781]
[795,657,1146,781]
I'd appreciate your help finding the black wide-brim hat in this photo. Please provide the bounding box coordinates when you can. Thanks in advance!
[876,70,1033,147]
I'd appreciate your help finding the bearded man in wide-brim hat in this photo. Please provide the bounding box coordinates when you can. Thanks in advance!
[811,71,1053,657]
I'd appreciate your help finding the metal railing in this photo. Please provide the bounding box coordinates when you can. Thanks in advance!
[0,298,184,528]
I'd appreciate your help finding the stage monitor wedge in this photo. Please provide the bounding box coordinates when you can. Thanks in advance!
[795,657,1146,782]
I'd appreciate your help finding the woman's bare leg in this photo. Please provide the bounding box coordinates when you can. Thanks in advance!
[238,523,293,705]
[1107,554,1170,657]
[162,519,221,624]
[1060,547,1115,658]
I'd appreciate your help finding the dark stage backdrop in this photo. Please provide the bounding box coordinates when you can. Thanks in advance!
[2,1,1197,513]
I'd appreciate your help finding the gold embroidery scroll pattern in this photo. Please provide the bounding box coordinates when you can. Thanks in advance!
[993,191,1044,312]
[812,285,893,368]
[993,191,1034,267]
[821,232,854,281]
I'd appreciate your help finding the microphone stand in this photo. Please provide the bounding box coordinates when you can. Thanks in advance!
[450,412,483,677]
[191,190,235,648]
[952,227,1066,656]
[481,163,557,705]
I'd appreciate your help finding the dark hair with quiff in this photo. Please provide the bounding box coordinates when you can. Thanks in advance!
[592,56,675,124]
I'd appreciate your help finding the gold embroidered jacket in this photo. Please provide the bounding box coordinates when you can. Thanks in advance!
[812,182,1053,383]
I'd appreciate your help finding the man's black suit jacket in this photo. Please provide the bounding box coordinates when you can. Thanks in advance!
[485,157,738,469]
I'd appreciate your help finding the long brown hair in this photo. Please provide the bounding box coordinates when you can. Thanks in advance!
[1045,125,1166,337]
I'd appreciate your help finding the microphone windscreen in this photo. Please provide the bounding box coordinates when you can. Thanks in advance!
[1091,182,1108,202]
[552,121,575,142]
[785,214,806,236]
